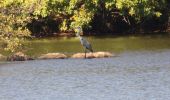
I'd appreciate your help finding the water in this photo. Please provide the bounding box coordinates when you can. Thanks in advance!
[0,50,170,100]
[22,34,170,56]
[0,35,170,100]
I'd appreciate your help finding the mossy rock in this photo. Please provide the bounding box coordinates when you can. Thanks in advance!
[7,52,33,61]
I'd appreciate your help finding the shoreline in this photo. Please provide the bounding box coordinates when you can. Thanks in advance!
[0,49,169,62]
[32,31,170,38]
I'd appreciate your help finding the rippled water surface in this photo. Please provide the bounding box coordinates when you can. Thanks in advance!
[0,50,170,100]
[1,34,170,99]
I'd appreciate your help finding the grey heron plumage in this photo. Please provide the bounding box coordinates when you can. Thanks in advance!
[75,27,93,58]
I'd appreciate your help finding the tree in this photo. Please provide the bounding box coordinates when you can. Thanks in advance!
[0,0,169,51]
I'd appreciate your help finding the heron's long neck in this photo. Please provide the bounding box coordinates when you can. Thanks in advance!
[76,32,82,39]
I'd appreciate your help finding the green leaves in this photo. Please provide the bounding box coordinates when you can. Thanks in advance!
[0,0,168,52]
[0,0,31,52]
[155,12,162,17]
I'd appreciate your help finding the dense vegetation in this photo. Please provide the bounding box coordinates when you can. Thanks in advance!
[0,0,169,52]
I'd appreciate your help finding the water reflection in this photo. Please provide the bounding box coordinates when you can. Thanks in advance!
[1,34,170,57]
[24,34,170,56]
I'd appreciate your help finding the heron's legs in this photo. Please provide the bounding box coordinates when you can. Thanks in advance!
[84,48,86,59]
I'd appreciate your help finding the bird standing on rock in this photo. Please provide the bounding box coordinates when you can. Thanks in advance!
[75,27,93,58]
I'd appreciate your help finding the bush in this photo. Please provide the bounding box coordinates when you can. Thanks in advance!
[0,0,169,53]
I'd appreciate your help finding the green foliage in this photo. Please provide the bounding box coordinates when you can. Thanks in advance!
[47,0,97,32]
[0,0,31,52]
[115,0,167,22]
[1,0,168,32]
[0,0,169,52]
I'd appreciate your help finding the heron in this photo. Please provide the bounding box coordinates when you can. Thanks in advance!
[75,27,93,58]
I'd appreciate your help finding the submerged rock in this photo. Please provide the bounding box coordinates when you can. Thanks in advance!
[38,53,67,59]
[71,51,114,59]
[7,52,33,61]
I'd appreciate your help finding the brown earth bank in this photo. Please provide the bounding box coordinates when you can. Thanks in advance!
[30,31,170,39]
[28,17,170,38]
[33,21,170,38]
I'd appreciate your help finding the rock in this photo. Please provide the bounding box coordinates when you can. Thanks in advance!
[71,51,114,59]
[71,53,95,59]
[0,54,6,61]
[38,53,67,59]
[93,52,114,58]
[7,52,33,61]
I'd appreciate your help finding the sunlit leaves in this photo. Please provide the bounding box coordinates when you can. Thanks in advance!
[155,12,162,17]
[114,0,166,24]
[60,19,69,32]
[0,0,168,52]
[33,0,49,17]
[70,7,94,29]
[0,0,31,52]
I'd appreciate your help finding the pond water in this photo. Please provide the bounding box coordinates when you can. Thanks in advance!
[22,34,170,56]
[0,34,170,100]
[0,50,170,100]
